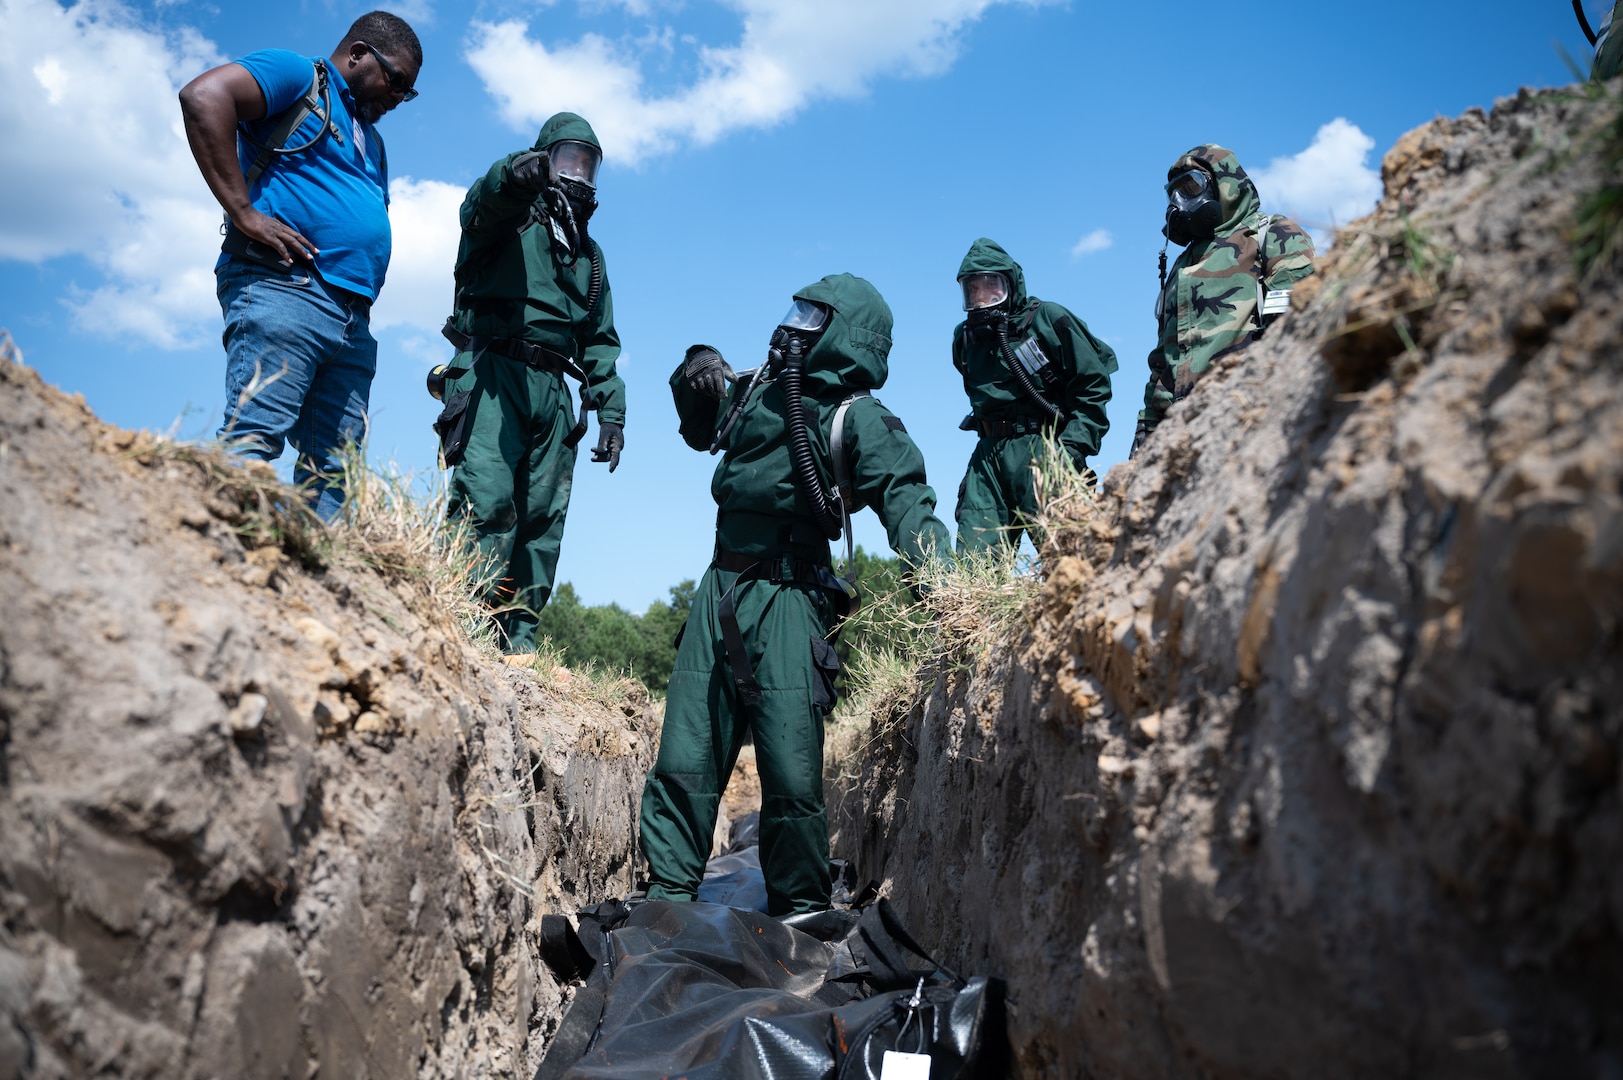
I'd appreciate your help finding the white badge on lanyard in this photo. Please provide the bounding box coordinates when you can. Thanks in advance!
[880,1050,931,1080]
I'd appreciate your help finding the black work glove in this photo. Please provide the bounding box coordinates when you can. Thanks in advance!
[511,149,553,194]
[591,421,624,472]
[1129,419,1149,458]
[683,344,735,400]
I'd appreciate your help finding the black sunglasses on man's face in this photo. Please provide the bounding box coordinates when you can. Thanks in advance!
[360,41,418,101]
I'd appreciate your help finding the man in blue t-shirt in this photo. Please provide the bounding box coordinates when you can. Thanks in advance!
[180,11,422,520]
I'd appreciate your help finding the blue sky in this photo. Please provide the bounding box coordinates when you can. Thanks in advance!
[0,0,1603,611]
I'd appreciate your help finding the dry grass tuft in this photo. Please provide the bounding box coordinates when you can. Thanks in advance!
[509,635,653,713]
[330,449,506,650]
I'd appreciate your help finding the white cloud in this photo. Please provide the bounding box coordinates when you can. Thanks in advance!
[370,177,464,335]
[1250,118,1383,241]
[0,0,225,346]
[1070,228,1112,257]
[465,0,1050,164]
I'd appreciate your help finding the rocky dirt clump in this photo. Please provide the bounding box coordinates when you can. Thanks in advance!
[831,84,1623,1078]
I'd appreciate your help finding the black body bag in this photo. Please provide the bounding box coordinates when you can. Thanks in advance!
[534,896,1004,1080]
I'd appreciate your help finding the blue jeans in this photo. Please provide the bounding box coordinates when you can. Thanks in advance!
[215,260,377,521]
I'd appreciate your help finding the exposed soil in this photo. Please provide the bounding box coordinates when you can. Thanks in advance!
[0,364,655,1079]
[830,84,1623,1078]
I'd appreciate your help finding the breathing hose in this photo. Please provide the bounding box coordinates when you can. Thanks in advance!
[996,318,1062,422]
[779,337,844,541]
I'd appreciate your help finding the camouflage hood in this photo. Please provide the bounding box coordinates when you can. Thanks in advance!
[790,273,892,395]
[533,112,600,152]
[956,237,1030,311]
[1169,144,1261,236]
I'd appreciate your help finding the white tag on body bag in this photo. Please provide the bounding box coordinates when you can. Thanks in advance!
[880,1050,932,1080]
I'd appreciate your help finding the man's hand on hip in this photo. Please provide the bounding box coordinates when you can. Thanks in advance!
[235,207,317,264]
[592,421,624,473]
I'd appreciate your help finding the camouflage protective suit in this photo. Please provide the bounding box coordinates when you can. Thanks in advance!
[1136,145,1314,446]
[439,113,625,653]
[953,239,1117,553]
[641,274,951,915]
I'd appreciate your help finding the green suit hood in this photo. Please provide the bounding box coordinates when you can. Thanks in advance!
[956,237,1029,311]
[790,273,892,395]
[534,112,601,152]
[1169,144,1260,235]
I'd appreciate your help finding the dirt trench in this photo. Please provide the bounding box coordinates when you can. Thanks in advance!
[828,84,1623,1078]
[0,361,656,1079]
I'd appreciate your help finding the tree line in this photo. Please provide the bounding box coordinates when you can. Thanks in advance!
[537,547,912,696]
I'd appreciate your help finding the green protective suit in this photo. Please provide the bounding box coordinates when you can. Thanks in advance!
[1598,1,1623,80]
[1137,144,1314,445]
[640,273,952,915]
[440,113,625,653]
[952,238,1118,553]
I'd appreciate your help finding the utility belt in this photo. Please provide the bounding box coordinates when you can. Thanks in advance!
[959,413,1056,439]
[712,547,830,583]
[710,543,858,710]
[435,319,591,451]
[441,320,587,383]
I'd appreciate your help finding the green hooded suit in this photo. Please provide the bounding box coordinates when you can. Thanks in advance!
[1137,144,1314,445]
[439,113,626,652]
[641,273,951,915]
[952,238,1118,553]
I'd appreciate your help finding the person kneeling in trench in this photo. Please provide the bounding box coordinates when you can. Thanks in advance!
[639,274,951,915]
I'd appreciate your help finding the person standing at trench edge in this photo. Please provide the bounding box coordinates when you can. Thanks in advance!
[1132,144,1314,454]
[180,11,422,521]
[430,113,626,661]
[952,238,1117,553]
[640,274,951,915]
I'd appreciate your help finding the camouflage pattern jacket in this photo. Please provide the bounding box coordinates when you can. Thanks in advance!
[1138,144,1315,440]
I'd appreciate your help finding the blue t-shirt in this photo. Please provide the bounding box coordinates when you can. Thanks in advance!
[227,49,391,299]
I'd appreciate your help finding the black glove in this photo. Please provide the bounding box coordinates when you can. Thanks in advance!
[591,421,624,472]
[683,344,735,400]
[1129,419,1149,458]
[511,150,553,194]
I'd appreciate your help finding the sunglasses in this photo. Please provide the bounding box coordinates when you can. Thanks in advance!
[360,41,418,102]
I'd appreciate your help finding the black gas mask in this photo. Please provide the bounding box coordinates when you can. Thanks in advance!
[767,298,829,372]
[1163,166,1222,247]
[959,271,1011,338]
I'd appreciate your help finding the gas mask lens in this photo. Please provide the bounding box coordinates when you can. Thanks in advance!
[1165,168,1210,207]
[548,140,601,187]
[960,272,1009,311]
[778,298,830,332]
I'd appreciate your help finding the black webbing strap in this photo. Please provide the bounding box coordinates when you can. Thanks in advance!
[532,900,631,1080]
[968,416,1053,439]
[241,60,335,189]
[855,899,957,992]
[441,320,592,448]
[532,962,612,1080]
[539,915,595,982]
[718,567,765,708]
